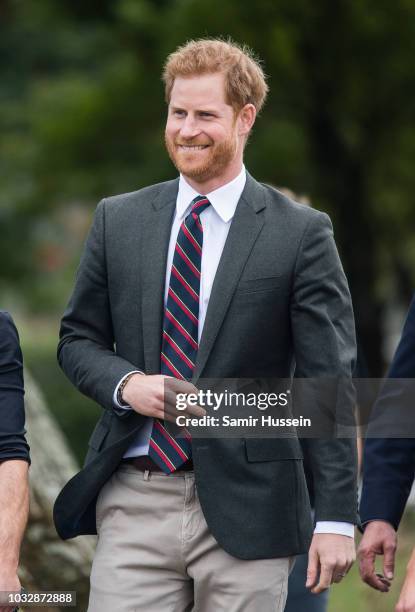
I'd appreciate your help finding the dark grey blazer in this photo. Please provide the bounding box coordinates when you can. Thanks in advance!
[53,172,358,559]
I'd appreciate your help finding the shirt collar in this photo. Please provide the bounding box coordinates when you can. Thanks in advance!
[176,165,247,223]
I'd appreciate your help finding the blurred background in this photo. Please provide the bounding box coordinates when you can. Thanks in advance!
[1,0,415,610]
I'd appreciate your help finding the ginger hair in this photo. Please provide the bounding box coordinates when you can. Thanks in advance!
[162,38,268,114]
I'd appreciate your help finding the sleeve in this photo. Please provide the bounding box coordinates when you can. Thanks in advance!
[291,212,358,524]
[57,200,140,411]
[0,312,31,463]
[360,295,415,530]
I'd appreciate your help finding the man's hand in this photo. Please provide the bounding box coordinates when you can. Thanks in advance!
[358,520,397,592]
[122,374,206,423]
[306,533,355,593]
[0,566,20,612]
[396,549,415,612]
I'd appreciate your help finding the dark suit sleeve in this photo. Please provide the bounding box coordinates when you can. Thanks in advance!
[360,295,415,530]
[58,200,139,411]
[0,311,30,463]
[291,212,358,524]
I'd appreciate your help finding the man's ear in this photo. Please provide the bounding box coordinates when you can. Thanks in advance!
[237,104,256,137]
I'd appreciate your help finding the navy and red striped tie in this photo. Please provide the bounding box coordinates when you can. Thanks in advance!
[148,196,211,473]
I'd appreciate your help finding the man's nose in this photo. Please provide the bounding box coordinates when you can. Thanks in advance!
[180,115,200,139]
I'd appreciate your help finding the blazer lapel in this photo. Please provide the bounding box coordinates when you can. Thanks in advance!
[141,179,178,373]
[193,174,267,381]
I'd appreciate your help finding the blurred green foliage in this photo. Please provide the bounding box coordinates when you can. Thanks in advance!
[2,0,415,373]
[1,3,415,608]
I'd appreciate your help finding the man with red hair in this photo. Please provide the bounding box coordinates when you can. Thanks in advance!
[55,39,357,611]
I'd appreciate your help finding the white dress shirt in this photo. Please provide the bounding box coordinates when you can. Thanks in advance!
[113,166,354,538]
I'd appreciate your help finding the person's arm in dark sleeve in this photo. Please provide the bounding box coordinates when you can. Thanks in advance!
[291,211,358,525]
[57,200,142,412]
[358,295,415,592]
[0,311,30,462]
[360,295,415,530]
[0,311,30,596]
[291,212,358,594]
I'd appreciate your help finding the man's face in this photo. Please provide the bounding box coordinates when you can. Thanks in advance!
[165,72,240,184]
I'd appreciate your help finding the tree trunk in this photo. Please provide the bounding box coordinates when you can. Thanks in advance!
[19,370,95,612]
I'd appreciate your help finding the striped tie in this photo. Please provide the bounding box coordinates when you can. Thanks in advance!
[148,196,211,473]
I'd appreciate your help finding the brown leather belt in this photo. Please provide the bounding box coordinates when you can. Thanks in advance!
[121,456,194,472]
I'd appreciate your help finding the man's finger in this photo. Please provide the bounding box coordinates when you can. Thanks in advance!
[332,573,344,584]
[164,398,206,419]
[168,379,199,395]
[181,403,207,418]
[332,552,355,584]
[312,564,333,594]
[383,542,396,580]
[163,388,207,418]
[163,389,190,414]
[162,389,205,416]
[376,573,392,589]
[305,548,319,588]
[359,549,390,592]
[332,564,348,584]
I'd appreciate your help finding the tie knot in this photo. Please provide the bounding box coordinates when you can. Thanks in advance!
[191,196,211,216]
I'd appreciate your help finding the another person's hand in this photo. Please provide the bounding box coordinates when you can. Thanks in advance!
[0,566,21,612]
[395,548,415,612]
[358,519,397,591]
[122,374,206,423]
[306,533,355,593]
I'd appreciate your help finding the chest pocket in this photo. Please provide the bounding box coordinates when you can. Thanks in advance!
[236,276,281,294]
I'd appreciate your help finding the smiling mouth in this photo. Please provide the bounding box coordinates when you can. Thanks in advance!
[177,145,210,151]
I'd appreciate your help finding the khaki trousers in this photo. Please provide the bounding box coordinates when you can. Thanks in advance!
[88,464,291,612]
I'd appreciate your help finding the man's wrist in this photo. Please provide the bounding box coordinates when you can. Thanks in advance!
[362,519,396,531]
[119,372,144,406]
[0,563,18,577]
[113,370,144,410]
[0,552,19,573]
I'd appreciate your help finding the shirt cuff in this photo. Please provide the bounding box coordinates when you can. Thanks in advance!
[113,370,144,409]
[314,521,355,538]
